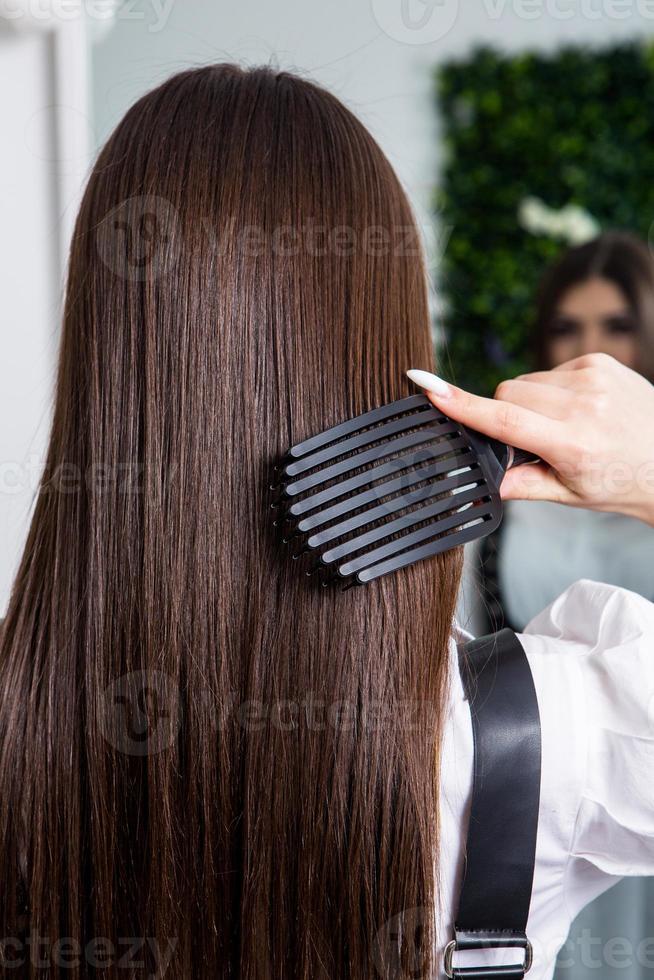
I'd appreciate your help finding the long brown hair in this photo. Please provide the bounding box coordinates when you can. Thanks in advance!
[533,230,654,379]
[0,65,462,978]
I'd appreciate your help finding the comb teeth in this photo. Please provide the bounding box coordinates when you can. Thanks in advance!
[274,394,503,588]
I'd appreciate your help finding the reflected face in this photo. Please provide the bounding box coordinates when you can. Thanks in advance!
[547,276,639,369]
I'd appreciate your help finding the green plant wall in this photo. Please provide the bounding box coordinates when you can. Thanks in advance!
[435,42,654,395]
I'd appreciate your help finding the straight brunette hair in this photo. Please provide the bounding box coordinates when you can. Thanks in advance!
[0,65,462,978]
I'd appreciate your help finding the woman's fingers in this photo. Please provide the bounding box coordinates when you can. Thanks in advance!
[408,356,654,526]
[500,463,579,505]
[513,369,585,389]
[551,351,621,372]
[494,378,574,419]
[515,353,621,387]
[405,370,562,457]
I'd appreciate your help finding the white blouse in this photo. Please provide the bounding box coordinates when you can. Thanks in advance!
[437,579,654,979]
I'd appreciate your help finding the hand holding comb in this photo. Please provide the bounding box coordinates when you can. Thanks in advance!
[271,393,538,588]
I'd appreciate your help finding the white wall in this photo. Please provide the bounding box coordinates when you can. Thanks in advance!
[0,26,58,616]
[0,13,94,614]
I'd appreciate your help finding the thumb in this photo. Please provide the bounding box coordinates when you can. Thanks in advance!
[500,463,577,505]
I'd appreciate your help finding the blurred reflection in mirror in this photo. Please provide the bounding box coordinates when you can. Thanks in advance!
[479,232,654,634]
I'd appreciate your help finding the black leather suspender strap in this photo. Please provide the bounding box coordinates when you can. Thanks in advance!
[445,628,542,979]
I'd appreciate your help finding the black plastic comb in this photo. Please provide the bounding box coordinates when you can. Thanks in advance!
[271,394,538,588]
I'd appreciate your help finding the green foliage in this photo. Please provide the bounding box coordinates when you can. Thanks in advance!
[435,42,654,394]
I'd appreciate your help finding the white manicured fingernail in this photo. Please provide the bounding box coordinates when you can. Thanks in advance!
[406,369,451,397]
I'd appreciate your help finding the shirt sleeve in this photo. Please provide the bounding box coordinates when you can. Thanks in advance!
[523,579,654,907]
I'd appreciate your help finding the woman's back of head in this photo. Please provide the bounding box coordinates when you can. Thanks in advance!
[0,64,461,978]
